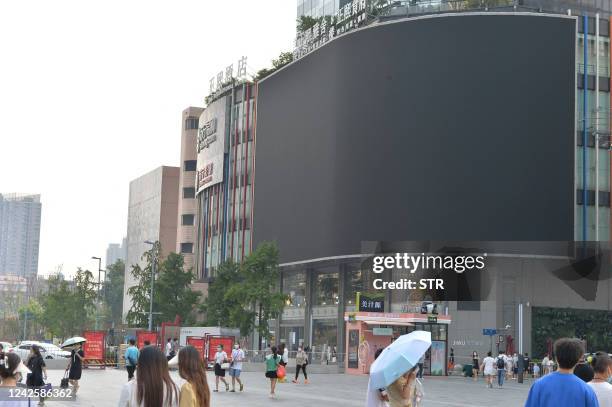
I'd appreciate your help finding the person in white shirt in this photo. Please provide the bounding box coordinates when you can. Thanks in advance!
[229,344,245,392]
[542,354,551,375]
[480,351,496,389]
[588,352,612,407]
[118,346,179,407]
[213,345,229,392]
[165,339,173,361]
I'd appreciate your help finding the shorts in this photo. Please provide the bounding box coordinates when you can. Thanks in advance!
[265,371,278,379]
[229,368,241,377]
[214,363,226,377]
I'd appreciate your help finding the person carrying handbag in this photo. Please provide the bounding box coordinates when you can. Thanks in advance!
[213,345,229,392]
[292,346,309,384]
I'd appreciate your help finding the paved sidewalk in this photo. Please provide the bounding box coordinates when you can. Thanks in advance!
[39,369,532,406]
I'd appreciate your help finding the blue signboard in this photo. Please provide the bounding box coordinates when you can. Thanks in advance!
[483,328,497,336]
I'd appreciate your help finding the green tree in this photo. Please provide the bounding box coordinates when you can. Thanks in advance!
[296,15,319,32]
[126,243,159,328]
[154,253,201,325]
[104,259,125,327]
[40,273,76,339]
[202,261,243,327]
[255,51,294,80]
[18,299,44,339]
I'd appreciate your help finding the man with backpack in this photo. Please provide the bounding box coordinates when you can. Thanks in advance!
[496,351,508,387]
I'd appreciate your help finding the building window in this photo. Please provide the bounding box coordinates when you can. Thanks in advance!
[182,214,195,226]
[180,243,193,254]
[183,187,195,199]
[184,160,197,171]
[185,117,199,130]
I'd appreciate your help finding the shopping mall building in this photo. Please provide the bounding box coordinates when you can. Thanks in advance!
[194,2,612,374]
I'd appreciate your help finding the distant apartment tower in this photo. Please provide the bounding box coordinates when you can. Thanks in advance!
[122,167,179,320]
[177,107,204,272]
[106,237,127,267]
[0,193,42,277]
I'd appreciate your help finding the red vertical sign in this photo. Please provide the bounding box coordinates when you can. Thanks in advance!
[186,337,206,361]
[137,331,158,349]
[83,331,105,360]
[206,336,234,363]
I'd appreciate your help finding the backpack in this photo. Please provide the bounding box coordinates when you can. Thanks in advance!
[497,356,505,369]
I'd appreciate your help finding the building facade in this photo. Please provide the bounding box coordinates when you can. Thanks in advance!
[251,8,607,370]
[122,166,180,320]
[106,237,127,267]
[0,193,41,277]
[177,107,204,272]
[194,81,256,280]
[297,0,350,19]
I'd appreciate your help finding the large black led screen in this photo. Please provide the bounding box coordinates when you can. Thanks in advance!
[254,13,576,263]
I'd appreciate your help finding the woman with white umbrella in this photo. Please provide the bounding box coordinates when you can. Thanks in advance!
[61,336,86,395]
[65,343,84,395]
[366,331,430,407]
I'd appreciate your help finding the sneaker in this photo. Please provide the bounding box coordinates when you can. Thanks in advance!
[225,384,230,392]
[230,389,236,392]
[240,383,244,392]
[292,379,298,383]
[213,389,219,392]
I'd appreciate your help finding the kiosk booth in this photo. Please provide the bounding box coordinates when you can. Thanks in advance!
[344,312,451,376]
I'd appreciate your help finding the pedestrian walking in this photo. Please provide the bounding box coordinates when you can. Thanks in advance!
[542,354,551,376]
[588,352,612,407]
[513,353,519,379]
[533,364,540,378]
[65,342,84,394]
[480,351,496,389]
[213,345,229,392]
[0,352,32,407]
[229,343,244,392]
[278,343,289,383]
[574,355,595,383]
[366,348,390,407]
[265,346,282,399]
[292,345,309,384]
[26,344,47,407]
[496,351,507,387]
[472,351,480,381]
[118,346,179,407]
[125,339,140,381]
[505,352,513,380]
[417,354,424,379]
[175,345,210,407]
[165,339,174,361]
[524,338,598,407]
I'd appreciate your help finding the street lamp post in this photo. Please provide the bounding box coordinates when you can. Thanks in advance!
[91,256,103,331]
[144,240,157,332]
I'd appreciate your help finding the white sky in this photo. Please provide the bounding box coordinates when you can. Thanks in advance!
[0,0,296,277]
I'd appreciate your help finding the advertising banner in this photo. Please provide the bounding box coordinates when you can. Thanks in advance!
[137,331,158,349]
[83,331,105,360]
[430,340,446,376]
[186,336,206,361]
[196,97,227,194]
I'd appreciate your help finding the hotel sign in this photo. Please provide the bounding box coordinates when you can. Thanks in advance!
[196,99,227,194]
[293,0,368,60]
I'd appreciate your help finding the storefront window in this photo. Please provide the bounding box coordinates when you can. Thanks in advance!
[279,326,305,352]
[314,267,339,306]
[283,270,306,308]
[344,264,363,307]
[312,319,337,358]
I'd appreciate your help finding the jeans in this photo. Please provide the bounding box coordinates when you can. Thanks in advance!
[497,369,505,386]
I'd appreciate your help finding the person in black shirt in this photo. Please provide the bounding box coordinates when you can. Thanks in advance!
[66,342,85,394]
[574,355,595,382]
